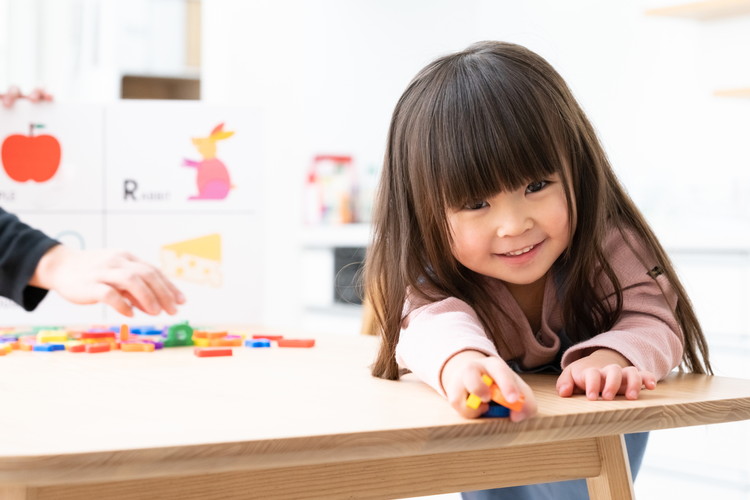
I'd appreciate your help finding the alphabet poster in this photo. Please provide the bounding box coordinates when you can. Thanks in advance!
[0,101,264,326]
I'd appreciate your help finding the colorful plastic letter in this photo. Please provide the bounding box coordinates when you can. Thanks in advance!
[164,322,194,347]
[465,374,525,414]
[252,334,284,341]
[86,343,111,353]
[122,342,155,352]
[120,324,130,342]
[277,339,315,348]
[194,347,232,357]
[245,339,271,348]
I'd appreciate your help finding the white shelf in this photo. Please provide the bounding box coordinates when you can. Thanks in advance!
[649,216,750,253]
[714,87,750,98]
[645,0,750,20]
[300,224,372,248]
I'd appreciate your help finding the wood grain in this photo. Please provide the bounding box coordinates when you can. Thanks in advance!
[586,435,634,500]
[1,333,749,498]
[11,439,603,500]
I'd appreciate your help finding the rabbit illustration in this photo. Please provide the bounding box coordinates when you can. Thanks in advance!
[183,123,234,200]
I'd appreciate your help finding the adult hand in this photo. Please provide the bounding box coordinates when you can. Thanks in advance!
[29,245,186,317]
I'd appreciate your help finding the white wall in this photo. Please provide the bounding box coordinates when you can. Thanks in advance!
[1,0,749,495]
[0,0,190,101]
[201,0,750,329]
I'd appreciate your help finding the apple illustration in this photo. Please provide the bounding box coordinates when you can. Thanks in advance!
[1,123,62,182]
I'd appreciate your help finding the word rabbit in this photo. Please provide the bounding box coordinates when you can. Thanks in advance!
[183,123,234,200]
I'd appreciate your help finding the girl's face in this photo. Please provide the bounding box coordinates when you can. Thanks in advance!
[446,173,571,287]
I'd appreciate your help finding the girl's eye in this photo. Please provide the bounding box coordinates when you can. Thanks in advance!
[464,200,489,210]
[526,180,548,193]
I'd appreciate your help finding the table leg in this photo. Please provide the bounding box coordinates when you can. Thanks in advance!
[0,486,34,500]
[586,434,635,500]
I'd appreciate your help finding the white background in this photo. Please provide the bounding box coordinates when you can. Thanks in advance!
[1,1,750,498]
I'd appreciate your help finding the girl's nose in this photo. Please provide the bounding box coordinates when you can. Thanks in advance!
[495,210,532,238]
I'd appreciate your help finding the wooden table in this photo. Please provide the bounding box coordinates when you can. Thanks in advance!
[1,333,749,500]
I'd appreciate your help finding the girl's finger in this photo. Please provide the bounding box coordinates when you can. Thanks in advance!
[601,365,623,400]
[583,369,602,400]
[455,393,489,418]
[487,364,521,405]
[510,380,537,422]
[621,366,643,399]
[464,372,492,406]
[556,369,575,397]
[642,371,657,390]
[451,382,487,419]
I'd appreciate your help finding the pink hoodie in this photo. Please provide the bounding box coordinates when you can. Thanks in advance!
[395,228,684,396]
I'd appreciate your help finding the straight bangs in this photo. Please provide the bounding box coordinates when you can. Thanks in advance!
[416,51,571,212]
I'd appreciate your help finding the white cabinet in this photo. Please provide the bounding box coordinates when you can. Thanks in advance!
[299,224,371,334]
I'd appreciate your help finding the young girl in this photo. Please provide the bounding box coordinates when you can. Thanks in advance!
[363,41,711,499]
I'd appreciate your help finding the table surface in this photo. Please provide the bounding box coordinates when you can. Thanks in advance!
[2,332,750,491]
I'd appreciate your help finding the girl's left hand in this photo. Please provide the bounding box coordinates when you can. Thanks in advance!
[556,348,656,400]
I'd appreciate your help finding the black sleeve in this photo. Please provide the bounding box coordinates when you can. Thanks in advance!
[0,207,60,310]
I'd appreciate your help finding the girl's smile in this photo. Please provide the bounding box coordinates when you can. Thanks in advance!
[495,239,544,262]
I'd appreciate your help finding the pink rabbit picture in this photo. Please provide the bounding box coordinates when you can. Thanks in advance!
[183,123,234,200]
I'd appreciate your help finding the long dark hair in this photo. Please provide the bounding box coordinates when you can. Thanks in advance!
[364,41,711,379]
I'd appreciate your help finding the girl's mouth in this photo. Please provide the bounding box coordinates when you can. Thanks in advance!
[501,244,537,257]
[494,240,546,265]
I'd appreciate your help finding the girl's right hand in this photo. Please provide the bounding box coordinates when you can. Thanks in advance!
[441,350,537,421]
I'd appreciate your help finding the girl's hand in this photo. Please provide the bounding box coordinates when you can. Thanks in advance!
[441,350,537,421]
[556,349,657,400]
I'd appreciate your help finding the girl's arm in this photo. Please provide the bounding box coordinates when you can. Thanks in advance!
[397,296,537,420]
[557,229,683,399]
[396,296,499,394]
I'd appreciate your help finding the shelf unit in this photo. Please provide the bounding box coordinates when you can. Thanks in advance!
[299,224,371,335]
[300,223,372,248]
[121,74,201,100]
[646,1,750,97]
[645,0,750,20]
[714,87,750,97]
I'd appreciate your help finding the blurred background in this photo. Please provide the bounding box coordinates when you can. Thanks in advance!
[2,0,750,498]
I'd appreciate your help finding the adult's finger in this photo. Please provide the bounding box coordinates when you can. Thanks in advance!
[100,285,135,317]
[100,268,162,315]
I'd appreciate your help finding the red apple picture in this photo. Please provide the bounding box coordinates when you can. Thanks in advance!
[1,123,62,182]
